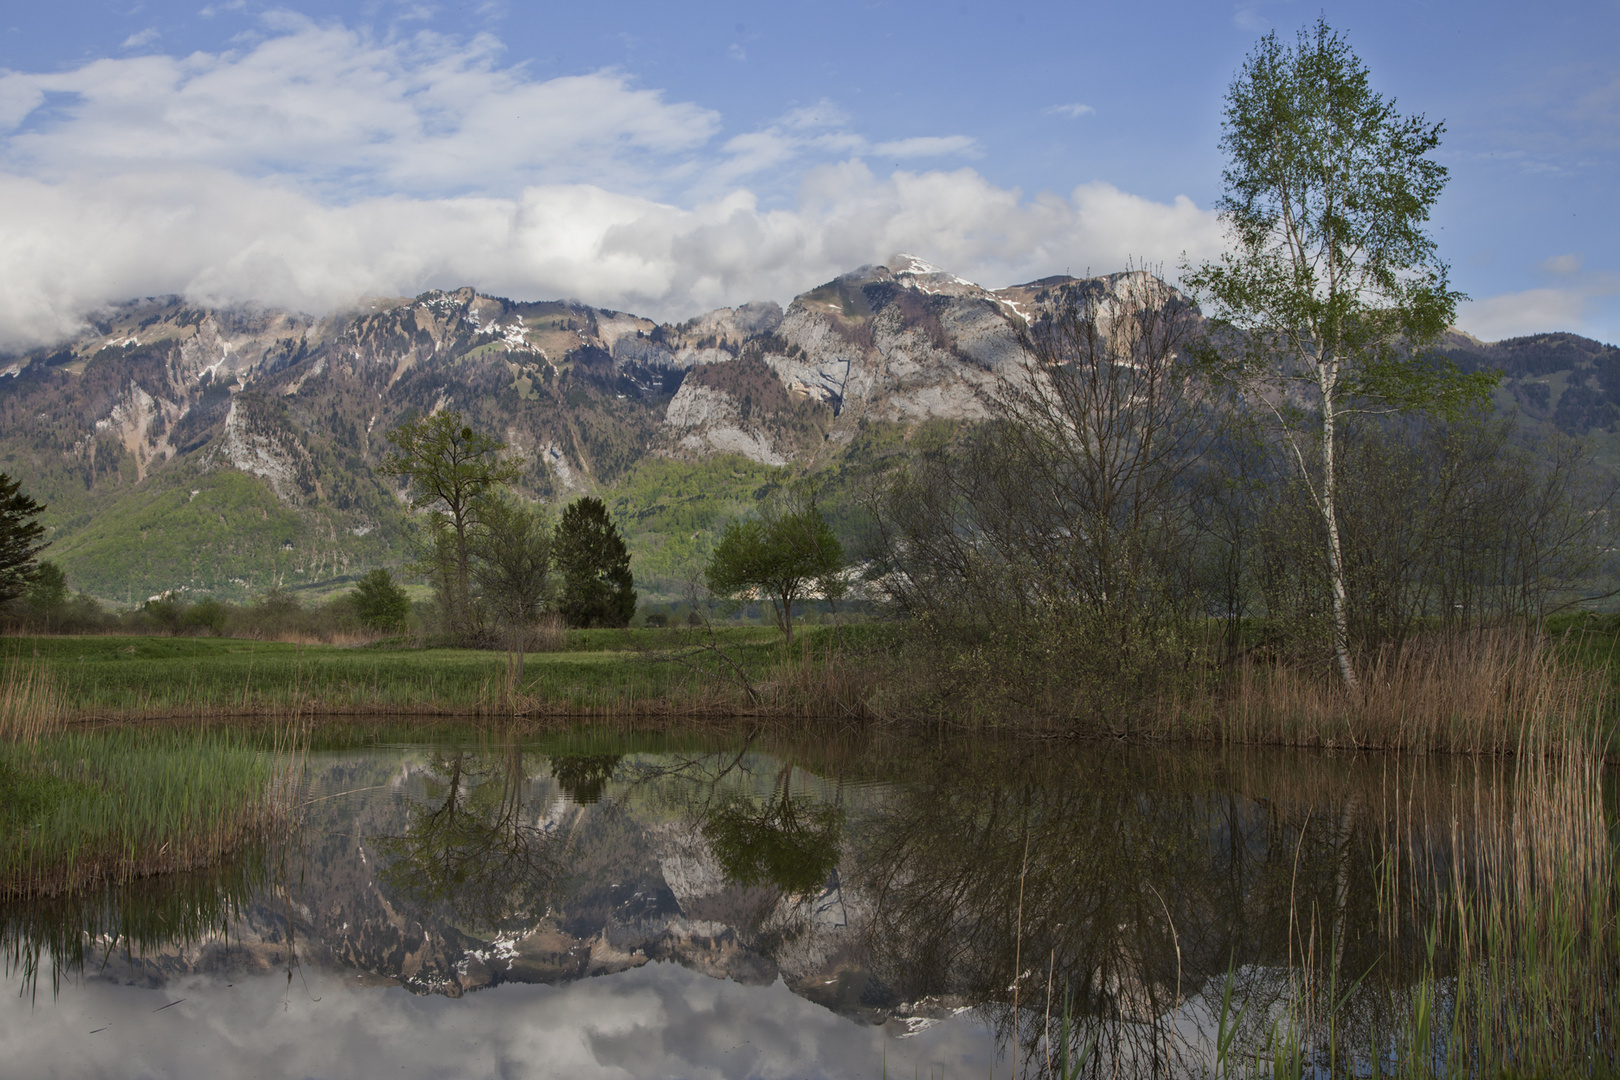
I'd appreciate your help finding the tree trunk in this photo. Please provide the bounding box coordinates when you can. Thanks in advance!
[1318,370,1360,693]
[778,587,794,644]
[511,621,524,686]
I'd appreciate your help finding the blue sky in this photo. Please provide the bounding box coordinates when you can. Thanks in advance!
[0,0,1614,350]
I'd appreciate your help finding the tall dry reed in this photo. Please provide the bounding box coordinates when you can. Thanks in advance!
[0,659,62,745]
[1221,627,1605,755]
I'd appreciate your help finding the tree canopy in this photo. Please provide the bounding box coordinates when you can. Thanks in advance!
[470,497,556,679]
[1184,19,1492,689]
[380,411,520,639]
[352,569,412,632]
[705,501,843,644]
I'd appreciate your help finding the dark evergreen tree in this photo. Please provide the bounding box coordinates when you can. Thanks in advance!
[0,473,47,604]
[554,497,636,628]
[352,569,413,632]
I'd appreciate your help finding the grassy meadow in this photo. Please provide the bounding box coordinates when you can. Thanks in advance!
[0,624,883,721]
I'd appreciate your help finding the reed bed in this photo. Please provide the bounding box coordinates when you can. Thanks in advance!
[0,658,295,900]
[0,658,62,744]
[1217,627,1609,756]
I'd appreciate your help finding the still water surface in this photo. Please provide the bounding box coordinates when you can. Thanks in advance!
[0,729,1527,1078]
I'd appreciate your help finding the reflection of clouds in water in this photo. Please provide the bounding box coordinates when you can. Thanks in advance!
[3,961,995,1079]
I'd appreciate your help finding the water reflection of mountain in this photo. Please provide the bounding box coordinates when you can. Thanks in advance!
[64,742,914,1026]
[23,737,1515,1049]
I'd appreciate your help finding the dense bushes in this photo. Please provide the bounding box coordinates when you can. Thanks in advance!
[868,278,1618,723]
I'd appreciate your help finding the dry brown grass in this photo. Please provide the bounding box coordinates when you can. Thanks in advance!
[1218,627,1605,755]
[0,660,62,745]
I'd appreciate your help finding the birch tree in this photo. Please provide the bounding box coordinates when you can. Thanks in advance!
[1185,20,1493,690]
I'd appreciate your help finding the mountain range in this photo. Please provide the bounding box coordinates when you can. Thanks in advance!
[2,255,1614,604]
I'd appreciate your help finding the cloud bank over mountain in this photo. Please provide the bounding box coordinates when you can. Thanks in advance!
[0,16,1222,352]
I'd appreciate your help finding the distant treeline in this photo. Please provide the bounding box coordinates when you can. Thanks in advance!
[1,564,422,643]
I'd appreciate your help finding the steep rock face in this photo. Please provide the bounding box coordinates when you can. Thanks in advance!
[649,255,1046,465]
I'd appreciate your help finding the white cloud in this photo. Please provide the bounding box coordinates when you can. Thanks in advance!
[1044,103,1095,119]
[1458,277,1620,341]
[0,165,1223,351]
[120,29,161,49]
[1457,253,1620,340]
[1541,252,1585,277]
[873,135,980,159]
[0,19,721,197]
[0,961,998,1079]
[0,19,1224,352]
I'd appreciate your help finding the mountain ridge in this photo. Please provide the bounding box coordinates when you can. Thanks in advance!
[2,256,1611,603]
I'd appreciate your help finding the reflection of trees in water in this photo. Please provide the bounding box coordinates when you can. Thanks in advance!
[846,747,1469,1076]
[549,754,621,806]
[376,742,565,934]
[702,763,844,896]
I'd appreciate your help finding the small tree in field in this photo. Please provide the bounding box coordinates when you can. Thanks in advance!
[705,501,843,645]
[1185,20,1494,690]
[380,412,519,639]
[353,569,412,632]
[470,497,555,684]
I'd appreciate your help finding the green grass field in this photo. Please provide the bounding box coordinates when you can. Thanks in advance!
[1,624,878,719]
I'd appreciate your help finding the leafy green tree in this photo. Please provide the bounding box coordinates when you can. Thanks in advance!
[554,497,636,628]
[469,497,555,683]
[1184,20,1494,690]
[352,569,412,632]
[705,500,843,644]
[25,561,68,626]
[179,597,229,636]
[380,412,520,639]
[0,473,47,605]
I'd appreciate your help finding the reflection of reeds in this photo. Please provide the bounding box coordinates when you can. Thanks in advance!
[1430,720,1614,1076]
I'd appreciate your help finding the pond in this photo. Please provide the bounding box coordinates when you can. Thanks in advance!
[2,728,1612,1078]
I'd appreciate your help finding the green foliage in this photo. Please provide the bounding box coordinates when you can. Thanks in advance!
[179,597,229,636]
[376,747,561,932]
[1187,19,1465,373]
[24,561,68,622]
[705,499,843,643]
[1184,19,1492,687]
[0,472,47,604]
[470,499,554,628]
[549,754,621,805]
[555,496,636,628]
[382,411,521,638]
[353,569,412,632]
[702,786,843,895]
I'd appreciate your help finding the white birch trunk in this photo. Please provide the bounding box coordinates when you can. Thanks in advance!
[1317,362,1360,692]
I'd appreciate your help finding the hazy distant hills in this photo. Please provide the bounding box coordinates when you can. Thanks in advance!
[1,255,1612,604]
